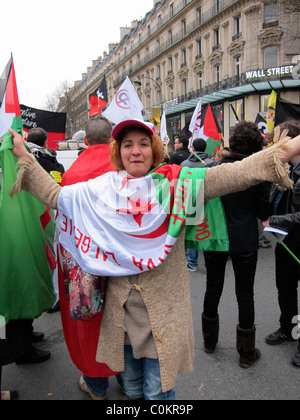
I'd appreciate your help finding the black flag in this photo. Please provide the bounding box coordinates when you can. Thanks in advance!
[89,76,108,117]
[275,97,300,126]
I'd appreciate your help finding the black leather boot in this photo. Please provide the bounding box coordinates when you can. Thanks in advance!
[202,313,219,353]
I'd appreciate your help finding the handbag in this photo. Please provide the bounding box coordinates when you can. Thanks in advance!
[62,247,106,321]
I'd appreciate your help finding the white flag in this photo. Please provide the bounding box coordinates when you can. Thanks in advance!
[189,99,202,139]
[103,76,144,124]
[160,112,170,145]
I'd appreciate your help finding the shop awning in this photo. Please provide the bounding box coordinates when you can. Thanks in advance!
[165,79,300,116]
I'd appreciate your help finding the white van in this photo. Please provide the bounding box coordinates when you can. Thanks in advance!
[56,150,79,171]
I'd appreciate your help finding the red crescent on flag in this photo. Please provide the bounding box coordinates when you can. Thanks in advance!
[125,214,170,239]
[117,198,158,227]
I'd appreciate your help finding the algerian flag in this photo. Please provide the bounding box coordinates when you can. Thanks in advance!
[189,98,202,140]
[160,111,170,145]
[197,104,222,156]
[0,57,56,324]
[0,57,22,138]
[103,76,144,124]
[57,164,228,277]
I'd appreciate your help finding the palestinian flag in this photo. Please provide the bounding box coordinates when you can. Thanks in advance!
[0,57,22,138]
[197,104,222,156]
[274,97,300,126]
[0,58,56,324]
[89,75,108,117]
[57,164,228,277]
[20,104,66,151]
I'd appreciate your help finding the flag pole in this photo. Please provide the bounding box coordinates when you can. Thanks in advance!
[191,150,206,165]
[273,234,300,265]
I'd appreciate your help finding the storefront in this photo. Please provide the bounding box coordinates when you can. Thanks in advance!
[163,70,300,151]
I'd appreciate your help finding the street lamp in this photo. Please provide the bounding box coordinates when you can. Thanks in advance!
[134,76,161,92]
[134,76,162,112]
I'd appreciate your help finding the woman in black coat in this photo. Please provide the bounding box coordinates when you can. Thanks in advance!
[201,121,272,368]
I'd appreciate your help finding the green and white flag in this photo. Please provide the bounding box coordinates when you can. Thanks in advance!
[57,164,228,276]
[0,57,56,324]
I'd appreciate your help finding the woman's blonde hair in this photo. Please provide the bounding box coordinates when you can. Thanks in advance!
[110,127,164,172]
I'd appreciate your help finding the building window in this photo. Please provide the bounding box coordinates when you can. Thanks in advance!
[170,3,174,18]
[156,65,161,80]
[168,57,173,74]
[157,39,161,54]
[215,0,220,14]
[199,72,203,90]
[169,86,174,100]
[182,79,187,96]
[197,7,202,26]
[233,15,242,40]
[168,30,173,46]
[264,3,278,23]
[236,55,242,77]
[158,14,162,27]
[182,20,186,37]
[264,46,278,68]
[216,65,220,84]
[182,49,186,67]
[234,16,241,34]
[213,28,220,50]
[196,39,202,59]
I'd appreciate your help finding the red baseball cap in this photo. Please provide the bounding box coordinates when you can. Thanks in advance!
[112,119,156,140]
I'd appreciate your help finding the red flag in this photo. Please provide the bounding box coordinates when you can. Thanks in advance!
[0,57,22,137]
[58,143,117,378]
[89,76,108,117]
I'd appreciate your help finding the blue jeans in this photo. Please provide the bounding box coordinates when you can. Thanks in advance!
[121,345,176,400]
[83,375,109,398]
[84,374,123,398]
[187,248,198,268]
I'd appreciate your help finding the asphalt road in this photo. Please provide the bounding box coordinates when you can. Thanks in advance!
[2,236,299,400]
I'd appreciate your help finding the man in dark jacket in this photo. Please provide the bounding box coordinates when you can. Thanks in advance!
[27,128,65,184]
[169,135,190,165]
[262,120,300,367]
[181,138,213,168]
[201,121,272,368]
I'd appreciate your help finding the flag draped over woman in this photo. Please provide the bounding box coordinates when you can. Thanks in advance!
[57,164,228,277]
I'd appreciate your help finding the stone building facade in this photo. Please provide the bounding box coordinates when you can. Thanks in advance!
[57,0,300,148]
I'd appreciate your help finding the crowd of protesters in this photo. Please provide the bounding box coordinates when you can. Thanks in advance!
[0,116,300,400]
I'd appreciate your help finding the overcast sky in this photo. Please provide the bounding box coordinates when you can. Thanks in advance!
[1,0,154,109]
